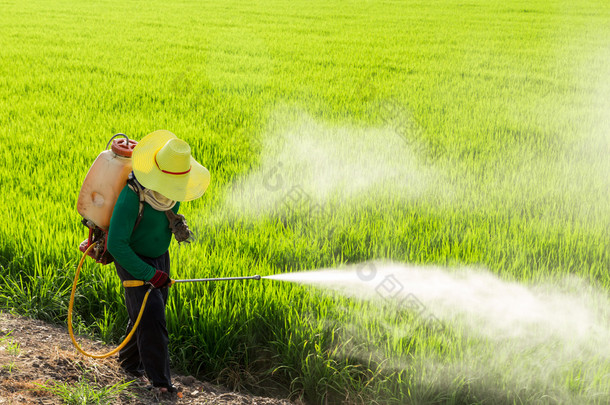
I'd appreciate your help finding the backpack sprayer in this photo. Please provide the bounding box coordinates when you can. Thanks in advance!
[70,134,261,359]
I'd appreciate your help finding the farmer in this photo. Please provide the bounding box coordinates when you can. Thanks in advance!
[107,130,210,394]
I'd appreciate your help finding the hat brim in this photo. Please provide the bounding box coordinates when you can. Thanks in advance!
[132,130,210,202]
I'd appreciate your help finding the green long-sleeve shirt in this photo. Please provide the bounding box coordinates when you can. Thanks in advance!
[107,185,180,280]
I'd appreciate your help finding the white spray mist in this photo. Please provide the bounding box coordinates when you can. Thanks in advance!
[265,262,608,345]
[265,262,610,401]
[215,105,439,221]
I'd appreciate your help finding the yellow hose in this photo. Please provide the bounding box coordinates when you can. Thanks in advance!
[68,243,151,359]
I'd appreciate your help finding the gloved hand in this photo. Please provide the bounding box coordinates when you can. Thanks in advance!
[148,270,171,288]
[166,211,194,243]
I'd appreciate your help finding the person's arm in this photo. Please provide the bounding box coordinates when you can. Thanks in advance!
[107,186,156,281]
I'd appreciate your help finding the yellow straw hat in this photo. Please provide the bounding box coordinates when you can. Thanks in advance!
[132,130,210,201]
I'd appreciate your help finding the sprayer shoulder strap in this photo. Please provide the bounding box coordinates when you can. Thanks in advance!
[126,177,145,231]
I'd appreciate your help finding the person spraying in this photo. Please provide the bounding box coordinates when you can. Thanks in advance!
[107,130,210,395]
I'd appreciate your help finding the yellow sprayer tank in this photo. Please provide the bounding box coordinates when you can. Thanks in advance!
[77,136,137,230]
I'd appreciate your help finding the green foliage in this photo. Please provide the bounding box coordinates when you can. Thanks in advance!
[1,0,609,404]
[0,331,20,376]
[0,262,72,323]
[0,331,19,374]
[39,376,133,405]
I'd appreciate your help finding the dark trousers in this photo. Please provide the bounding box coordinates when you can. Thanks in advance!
[115,252,172,388]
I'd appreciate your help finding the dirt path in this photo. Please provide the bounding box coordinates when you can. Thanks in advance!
[0,312,294,405]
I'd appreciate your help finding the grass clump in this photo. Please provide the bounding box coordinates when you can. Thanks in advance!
[39,376,133,405]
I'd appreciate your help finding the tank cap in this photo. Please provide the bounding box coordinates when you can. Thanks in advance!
[106,134,138,158]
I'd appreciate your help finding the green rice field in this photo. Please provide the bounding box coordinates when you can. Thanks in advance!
[0,0,609,403]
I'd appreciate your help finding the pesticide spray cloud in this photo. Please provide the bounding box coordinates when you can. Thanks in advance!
[214,94,608,230]
[201,37,610,401]
[204,96,609,398]
[266,262,608,343]
[266,262,610,401]
[217,104,441,221]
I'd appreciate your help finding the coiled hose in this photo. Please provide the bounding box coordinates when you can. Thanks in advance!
[68,243,151,359]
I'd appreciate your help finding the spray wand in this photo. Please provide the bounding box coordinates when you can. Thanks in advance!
[122,275,261,288]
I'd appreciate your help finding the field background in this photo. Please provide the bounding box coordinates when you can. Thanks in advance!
[0,0,609,403]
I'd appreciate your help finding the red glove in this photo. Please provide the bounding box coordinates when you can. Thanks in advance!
[149,270,171,288]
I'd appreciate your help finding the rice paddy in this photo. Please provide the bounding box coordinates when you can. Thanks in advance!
[0,0,609,403]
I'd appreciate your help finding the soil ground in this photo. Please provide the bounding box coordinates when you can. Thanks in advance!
[0,312,294,405]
